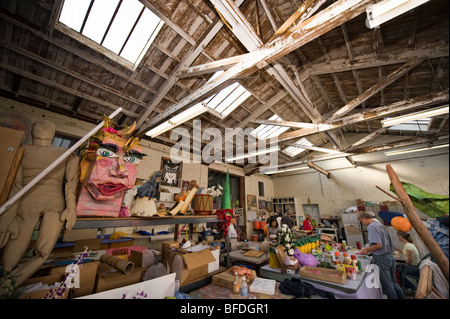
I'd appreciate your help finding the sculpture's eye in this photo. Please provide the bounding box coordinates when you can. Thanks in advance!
[97,148,118,158]
[124,156,140,164]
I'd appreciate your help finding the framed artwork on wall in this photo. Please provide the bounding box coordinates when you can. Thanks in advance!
[160,157,182,187]
[258,199,267,210]
[247,194,257,208]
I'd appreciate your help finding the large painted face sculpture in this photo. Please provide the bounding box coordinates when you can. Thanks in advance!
[76,118,145,217]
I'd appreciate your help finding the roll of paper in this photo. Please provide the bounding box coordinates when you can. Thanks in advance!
[100,254,134,274]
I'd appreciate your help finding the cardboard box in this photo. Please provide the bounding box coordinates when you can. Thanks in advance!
[299,266,346,285]
[166,248,216,285]
[19,274,69,299]
[161,241,179,266]
[281,261,299,275]
[208,246,220,273]
[212,269,257,290]
[49,261,99,297]
[275,244,299,274]
[94,266,145,293]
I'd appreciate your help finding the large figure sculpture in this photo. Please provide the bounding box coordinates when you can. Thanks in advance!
[0,120,79,292]
[76,118,145,217]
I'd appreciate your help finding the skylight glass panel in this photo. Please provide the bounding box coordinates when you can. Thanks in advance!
[102,0,143,55]
[59,0,91,31]
[203,71,251,118]
[387,118,431,131]
[58,0,164,65]
[82,0,119,44]
[121,10,164,64]
[283,138,314,157]
[251,114,290,140]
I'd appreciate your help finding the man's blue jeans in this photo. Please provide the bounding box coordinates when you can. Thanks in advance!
[372,253,406,299]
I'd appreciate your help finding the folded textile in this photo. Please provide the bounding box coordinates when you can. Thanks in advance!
[278,277,335,299]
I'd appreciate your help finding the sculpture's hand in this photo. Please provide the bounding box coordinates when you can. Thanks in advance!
[0,207,20,248]
[60,207,76,230]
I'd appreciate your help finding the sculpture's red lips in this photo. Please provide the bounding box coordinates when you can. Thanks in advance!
[98,183,127,196]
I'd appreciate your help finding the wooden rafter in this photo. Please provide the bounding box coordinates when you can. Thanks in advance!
[327,57,425,121]
[137,0,374,136]
[277,89,449,141]
[307,160,331,178]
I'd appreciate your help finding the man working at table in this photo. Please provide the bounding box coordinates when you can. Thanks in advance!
[357,211,405,299]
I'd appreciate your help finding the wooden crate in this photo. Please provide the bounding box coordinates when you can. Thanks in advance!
[300,266,346,285]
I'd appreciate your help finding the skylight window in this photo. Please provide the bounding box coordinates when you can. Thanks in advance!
[283,138,314,157]
[251,114,290,140]
[386,118,431,131]
[203,71,252,118]
[59,0,164,65]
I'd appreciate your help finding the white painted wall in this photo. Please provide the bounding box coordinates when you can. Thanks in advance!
[272,133,449,220]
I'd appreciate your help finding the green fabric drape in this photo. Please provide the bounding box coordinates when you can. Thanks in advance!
[390,182,449,218]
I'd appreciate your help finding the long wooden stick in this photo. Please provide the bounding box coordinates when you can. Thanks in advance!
[386,164,449,281]
[0,107,123,216]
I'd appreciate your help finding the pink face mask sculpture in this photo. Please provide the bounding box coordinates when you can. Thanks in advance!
[76,118,145,217]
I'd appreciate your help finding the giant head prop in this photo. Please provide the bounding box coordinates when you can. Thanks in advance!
[76,117,145,217]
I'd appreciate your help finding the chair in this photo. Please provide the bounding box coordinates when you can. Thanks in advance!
[400,253,432,293]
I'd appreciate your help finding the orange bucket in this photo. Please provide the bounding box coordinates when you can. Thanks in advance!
[259,221,266,229]
[253,220,261,229]
[251,234,258,241]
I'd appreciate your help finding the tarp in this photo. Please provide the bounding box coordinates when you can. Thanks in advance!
[390,182,449,218]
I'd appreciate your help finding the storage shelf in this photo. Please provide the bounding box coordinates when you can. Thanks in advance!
[73,215,220,229]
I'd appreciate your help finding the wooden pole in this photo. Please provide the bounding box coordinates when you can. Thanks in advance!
[386,164,449,281]
[0,107,123,216]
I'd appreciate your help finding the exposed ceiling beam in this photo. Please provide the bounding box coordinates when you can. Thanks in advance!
[267,133,449,172]
[137,0,373,136]
[345,127,387,152]
[277,89,449,141]
[210,0,325,122]
[282,142,350,155]
[251,119,339,130]
[307,160,332,178]
[300,44,449,81]
[327,57,425,121]
[135,1,247,130]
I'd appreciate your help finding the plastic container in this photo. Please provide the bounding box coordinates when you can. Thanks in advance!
[240,276,248,297]
[233,272,240,294]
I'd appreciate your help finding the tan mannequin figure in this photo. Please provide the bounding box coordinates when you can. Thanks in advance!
[0,120,79,293]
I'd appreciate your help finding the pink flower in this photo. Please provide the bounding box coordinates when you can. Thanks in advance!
[102,127,117,134]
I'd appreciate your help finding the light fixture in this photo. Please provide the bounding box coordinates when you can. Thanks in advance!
[145,102,208,138]
[263,166,309,175]
[225,146,280,162]
[385,143,448,156]
[381,105,449,127]
[366,0,430,29]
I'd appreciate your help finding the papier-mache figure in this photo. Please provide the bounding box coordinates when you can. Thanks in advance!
[76,117,145,217]
[0,120,79,292]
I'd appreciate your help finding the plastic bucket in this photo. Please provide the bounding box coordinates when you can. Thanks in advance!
[253,220,261,229]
